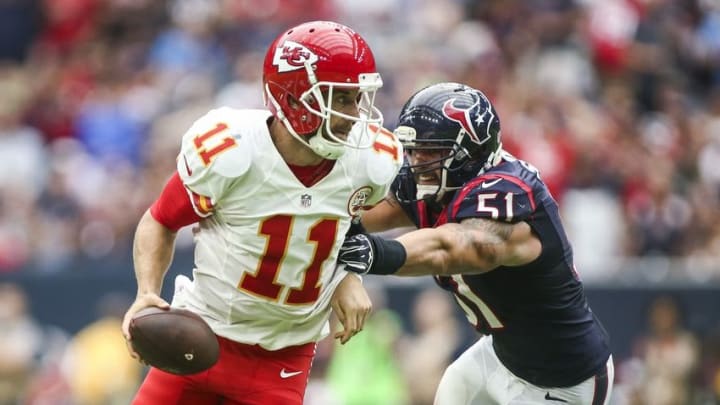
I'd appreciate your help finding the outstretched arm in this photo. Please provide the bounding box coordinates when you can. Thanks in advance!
[338,218,542,276]
[396,218,541,276]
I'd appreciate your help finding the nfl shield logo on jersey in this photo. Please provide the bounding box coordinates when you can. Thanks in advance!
[300,194,312,207]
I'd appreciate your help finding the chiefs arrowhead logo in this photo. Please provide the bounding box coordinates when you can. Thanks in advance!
[273,40,319,73]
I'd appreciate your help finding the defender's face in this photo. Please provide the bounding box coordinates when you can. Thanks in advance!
[407,147,451,187]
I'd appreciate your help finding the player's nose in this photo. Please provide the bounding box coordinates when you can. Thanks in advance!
[337,100,361,119]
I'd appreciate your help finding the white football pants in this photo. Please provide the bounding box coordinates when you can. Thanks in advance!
[434,335,613,405]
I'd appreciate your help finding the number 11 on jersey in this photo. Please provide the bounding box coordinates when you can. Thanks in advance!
[238,215,339,305]
[193,122,237,166]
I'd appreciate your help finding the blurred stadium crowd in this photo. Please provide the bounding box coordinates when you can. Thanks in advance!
[1,0,720,276]
[2,0,720,404]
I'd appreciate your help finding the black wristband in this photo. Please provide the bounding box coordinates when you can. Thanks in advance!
[366,234,407,275]
[347,219,367,237]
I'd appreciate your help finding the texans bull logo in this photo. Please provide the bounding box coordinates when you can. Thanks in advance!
[441,98,493,146]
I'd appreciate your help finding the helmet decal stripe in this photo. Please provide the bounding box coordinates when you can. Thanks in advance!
[442,99,481,144]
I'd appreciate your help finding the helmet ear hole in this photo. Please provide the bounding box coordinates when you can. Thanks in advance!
[288,96,301,110]
[302,93,318,105]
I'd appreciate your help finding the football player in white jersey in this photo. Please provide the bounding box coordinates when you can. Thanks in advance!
[121,21,403,405]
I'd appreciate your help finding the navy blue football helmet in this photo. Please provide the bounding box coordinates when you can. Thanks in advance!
[393,82,502,203]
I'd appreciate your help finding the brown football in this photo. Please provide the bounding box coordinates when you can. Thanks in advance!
[129,307,219,375]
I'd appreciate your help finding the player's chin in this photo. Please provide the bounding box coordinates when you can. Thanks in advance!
[415,173,439,185]
[330,130,349,142]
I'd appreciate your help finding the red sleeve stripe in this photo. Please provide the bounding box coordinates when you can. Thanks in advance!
[150,172,205,231]
[451,174,536,220]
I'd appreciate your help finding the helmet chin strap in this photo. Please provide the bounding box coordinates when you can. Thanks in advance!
[416,171,453,202]
[416,184,442,201]
[301,61,345,160]
[308,127,345,159]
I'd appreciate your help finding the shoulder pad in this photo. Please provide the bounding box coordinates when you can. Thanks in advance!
[362,125,404,204]
[177,107,267,201]
[448,173,537,223]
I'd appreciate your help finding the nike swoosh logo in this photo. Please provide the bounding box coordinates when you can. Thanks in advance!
[280,368,303,379]
[544,392,568,403]
[480,178,502,189]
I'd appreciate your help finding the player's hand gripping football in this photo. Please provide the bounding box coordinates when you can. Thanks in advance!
[337,234,375,275]
[330,274,372,344]
[121,292,170,363]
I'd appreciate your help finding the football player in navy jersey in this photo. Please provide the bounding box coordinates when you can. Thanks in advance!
[338,82,614,404]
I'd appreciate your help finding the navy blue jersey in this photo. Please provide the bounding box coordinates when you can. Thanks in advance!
[392,155,611,387]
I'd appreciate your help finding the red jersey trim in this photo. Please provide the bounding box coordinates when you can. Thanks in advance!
[150,172,205,231]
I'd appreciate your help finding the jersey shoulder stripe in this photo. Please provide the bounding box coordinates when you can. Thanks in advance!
[449,170,538,223]
[349,125,404,207]
[456,173,536,209]
[364,124,404,184]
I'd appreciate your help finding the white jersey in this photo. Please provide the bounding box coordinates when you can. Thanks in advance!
[170,107,402,350]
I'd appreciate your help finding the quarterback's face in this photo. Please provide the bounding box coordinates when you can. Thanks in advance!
[323,89,361,141]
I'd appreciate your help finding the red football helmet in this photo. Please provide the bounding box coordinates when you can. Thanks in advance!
[263,21,383,159]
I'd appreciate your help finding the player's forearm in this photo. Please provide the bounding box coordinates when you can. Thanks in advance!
[395,224,497,276]
[394,226,458,276]
[339,224,498,276]
[133,209,178,296]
